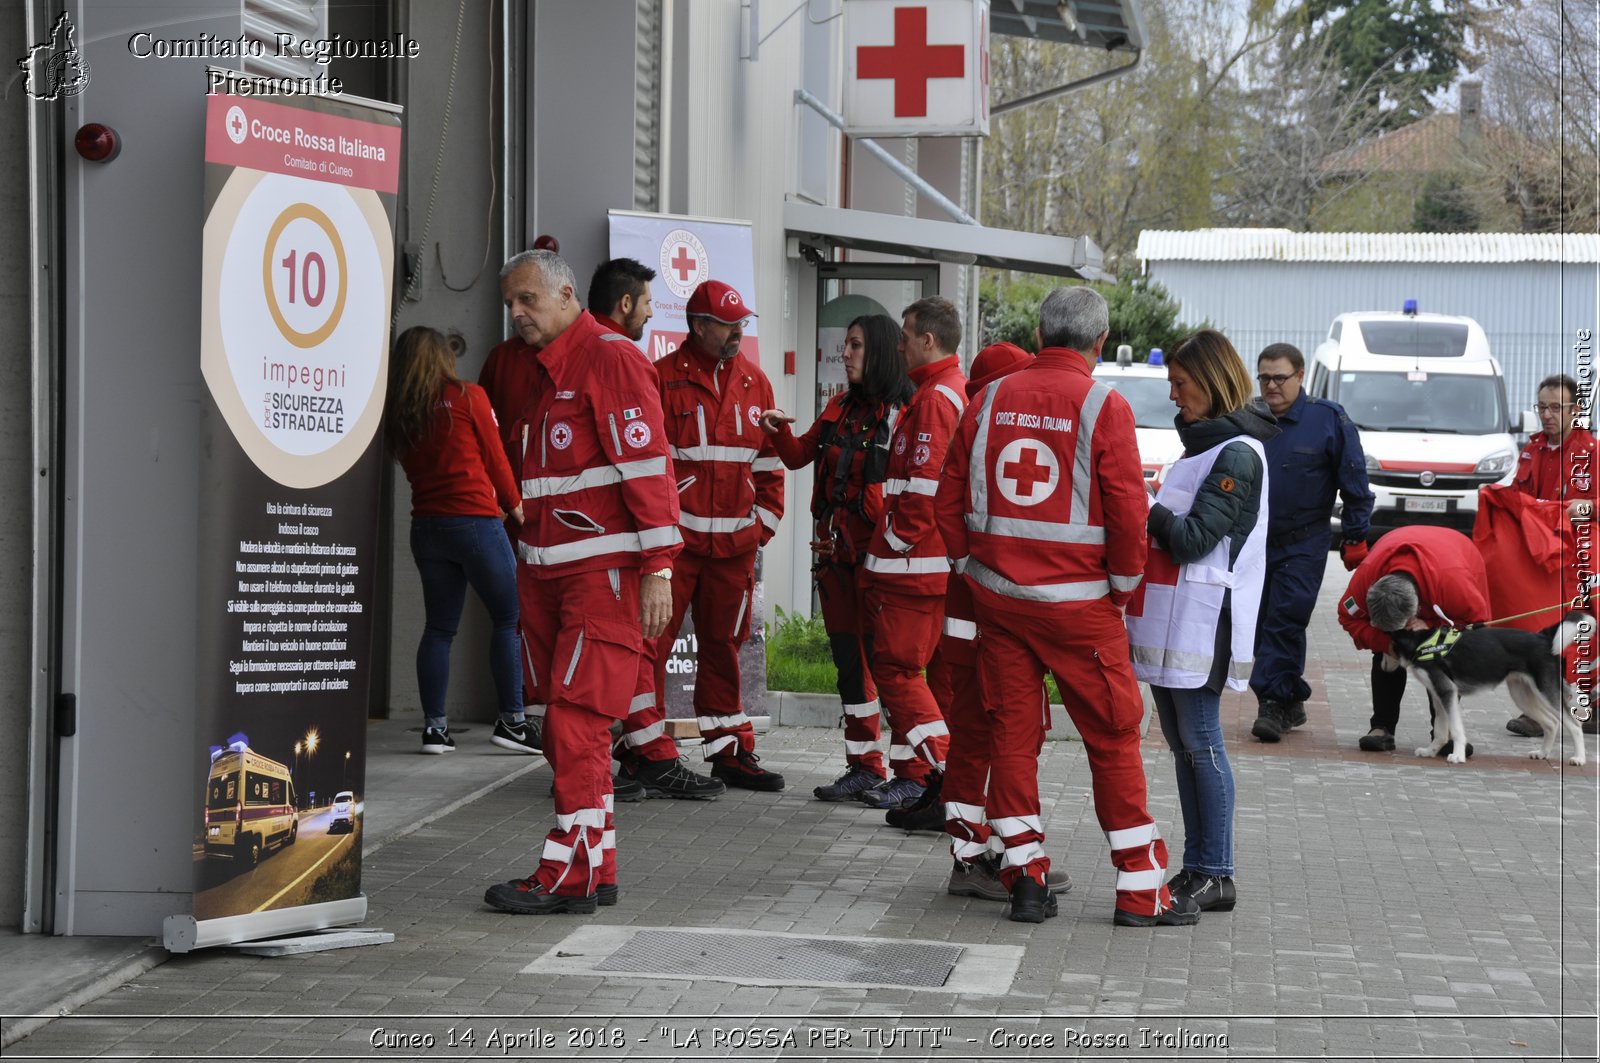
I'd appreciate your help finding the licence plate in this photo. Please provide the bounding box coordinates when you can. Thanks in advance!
[1402,497,1447,513]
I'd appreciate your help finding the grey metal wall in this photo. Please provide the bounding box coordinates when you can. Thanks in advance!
[0,0,34,930]
[1147,260,1600,412]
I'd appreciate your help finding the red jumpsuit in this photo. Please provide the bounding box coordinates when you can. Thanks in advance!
[1336,526,1491,657]
[861,355,966,782]
[634,341,784,763]
[509,312,682,898]
[1512,427,1599,686]
[933,344,1037,861]
[936,348,1173,919]
[770,391,898,775]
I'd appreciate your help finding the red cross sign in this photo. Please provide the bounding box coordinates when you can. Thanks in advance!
[1002,447,1053,497]
[843,0,991,138]
[994,437,1059,507]
[669,246,698,282]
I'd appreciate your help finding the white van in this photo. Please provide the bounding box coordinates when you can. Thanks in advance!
[204,741,298,867]
[1306,305,1517,536]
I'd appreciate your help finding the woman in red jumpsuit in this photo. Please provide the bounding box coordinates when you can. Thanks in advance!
[759,314,913,800]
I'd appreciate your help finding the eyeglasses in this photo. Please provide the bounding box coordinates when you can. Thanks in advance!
[1256,373,1298,387]
[1535,402,1574,415]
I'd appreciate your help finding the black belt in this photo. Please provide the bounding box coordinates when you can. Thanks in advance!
[1267,522,1330,550]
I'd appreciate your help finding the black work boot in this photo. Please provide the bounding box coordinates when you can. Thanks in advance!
[1007,874,1058,923]
[1251,700,1286,743]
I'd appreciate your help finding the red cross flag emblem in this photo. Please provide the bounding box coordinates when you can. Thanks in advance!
[658,228,709,299]
[843,0,991,137]
[994,437,1059,507]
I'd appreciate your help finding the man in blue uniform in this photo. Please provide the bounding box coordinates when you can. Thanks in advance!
[1250,343,1375,742]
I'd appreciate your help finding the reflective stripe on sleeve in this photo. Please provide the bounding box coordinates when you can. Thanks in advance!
[1110,572,1143,593]
[757,506,780,532]
[933,383,965,414]
[751,456,784,473]
[902,476,939,496]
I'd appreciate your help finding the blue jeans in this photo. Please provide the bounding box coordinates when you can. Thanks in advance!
[410,515,523,730]
[1151,685,1235,877]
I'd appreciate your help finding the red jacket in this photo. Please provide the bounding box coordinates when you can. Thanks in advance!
[863,355,966,594]
[509,312,682,579]
[398,382,519,518]
[771,391,898,563]
[478,335,543,458]
[1337,526,1490,654]
[1514,427,1598,505]
[656,341,784,558]
[936,349,1148,614]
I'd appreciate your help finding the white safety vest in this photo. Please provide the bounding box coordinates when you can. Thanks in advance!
[1126,436,1268,691]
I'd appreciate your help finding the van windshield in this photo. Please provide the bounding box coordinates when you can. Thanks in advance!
[1337,371,1505,434]
[1098,376,1173,429]
[1356,320,1470,358]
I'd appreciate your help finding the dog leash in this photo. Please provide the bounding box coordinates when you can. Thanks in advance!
[1471,602,1583,629]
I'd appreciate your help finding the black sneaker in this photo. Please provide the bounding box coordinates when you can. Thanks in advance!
[1168,871,1236,912]
[949,854,1072,902]
[886,772,943,831]
[421,726,455,754]
[1113,892,1201,927]
[1357,727,1395,752]
[1007,875,1058,923]
[484,878,597,915]
[813,765,885,802]
[631,757,726,800]
[1250,701,1285,743]
[710,749,785,792]
[859,776,927,809]
[612,774,646,803]
[1506,713,1544,738]
[1286,700,1308,728]
[492,718,544,755]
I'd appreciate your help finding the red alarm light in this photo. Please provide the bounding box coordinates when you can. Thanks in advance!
[74,123,120,163]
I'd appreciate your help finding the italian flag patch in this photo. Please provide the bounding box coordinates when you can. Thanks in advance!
[1343,596,1360,615]
[623,406,642,420]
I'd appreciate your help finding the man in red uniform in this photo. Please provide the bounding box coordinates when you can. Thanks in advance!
[482,250,682,914]
[587,257,655,342]
[1339,526,1491,754]
[1506,372,1599,736]
[935,286,1191,927]
[636,280,787,793]
[857,297,966,812]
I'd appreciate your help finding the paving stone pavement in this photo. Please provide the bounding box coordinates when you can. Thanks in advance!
[6,555,1599,1061]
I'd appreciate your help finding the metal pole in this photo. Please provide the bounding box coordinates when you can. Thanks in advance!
[990,51,1143,117]
[793,88,977,226]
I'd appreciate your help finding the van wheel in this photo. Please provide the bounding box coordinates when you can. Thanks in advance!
[238,836,261,868]
[287,820,298,846]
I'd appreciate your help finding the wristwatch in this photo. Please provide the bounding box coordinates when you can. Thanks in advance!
[645,568,673,581]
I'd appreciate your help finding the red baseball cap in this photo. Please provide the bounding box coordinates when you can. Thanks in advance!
[686,280,756,324]
[966,342,1034,398]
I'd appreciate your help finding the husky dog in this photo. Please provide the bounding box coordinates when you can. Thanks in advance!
[1385,611,1593,767]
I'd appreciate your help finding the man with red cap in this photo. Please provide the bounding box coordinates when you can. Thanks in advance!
[482,249,681,914]
[634,279,787,793]
[936,286,1192,927]
[855,297,967,813]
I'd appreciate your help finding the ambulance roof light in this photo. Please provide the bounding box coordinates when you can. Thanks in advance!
[1403,298,1418,316]
[1148,347,1164,366]
[1116,344,1132,367]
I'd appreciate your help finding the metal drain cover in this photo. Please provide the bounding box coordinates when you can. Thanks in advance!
[524,926,1023,994]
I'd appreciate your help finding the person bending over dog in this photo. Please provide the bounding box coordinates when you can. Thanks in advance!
[1337,527,1491,755]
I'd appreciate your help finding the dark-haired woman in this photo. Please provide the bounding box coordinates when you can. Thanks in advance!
[1125,329,1278,913]
[759,313,914,801]
[386,326,538,756]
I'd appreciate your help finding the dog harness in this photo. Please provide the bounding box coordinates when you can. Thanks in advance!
[1412,627,1464,663]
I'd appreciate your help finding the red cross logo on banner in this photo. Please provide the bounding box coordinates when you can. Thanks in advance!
[1125,545,1181,618]
[856,7,966,117]
[669,246,697,282]
[994,437,1059,507]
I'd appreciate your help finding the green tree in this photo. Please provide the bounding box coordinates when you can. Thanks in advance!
[1411,173,1484,232]
[977,274,1205,357]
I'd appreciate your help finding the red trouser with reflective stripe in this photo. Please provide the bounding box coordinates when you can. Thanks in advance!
[976,594,1172,916]
[939,576,1001,861]
[865,583,949,781]
[816,560,882,774]
[519,568,639,895]
[642,549,757,761]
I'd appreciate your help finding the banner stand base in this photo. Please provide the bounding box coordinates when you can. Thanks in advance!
[164,896,368,953]
[229,928,394,957]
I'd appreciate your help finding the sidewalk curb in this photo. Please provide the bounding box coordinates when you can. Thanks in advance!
[1,947,167,1049]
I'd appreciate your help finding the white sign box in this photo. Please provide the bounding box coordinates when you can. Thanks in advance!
[843,0,990,138]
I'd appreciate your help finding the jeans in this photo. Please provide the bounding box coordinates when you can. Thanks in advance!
[410,515,523,730]
[1151,684,1235,877]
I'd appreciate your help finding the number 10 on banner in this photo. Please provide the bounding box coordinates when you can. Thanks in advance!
[263,203,349,350]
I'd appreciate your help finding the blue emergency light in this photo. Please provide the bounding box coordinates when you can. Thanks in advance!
[1402,298,1418,316]
[1147,347,1164,366]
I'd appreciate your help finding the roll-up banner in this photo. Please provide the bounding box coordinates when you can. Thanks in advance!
[606,211,768,720]
[164,79,402,953]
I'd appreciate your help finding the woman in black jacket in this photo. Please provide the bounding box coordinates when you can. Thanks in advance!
[1128,330,1279,916]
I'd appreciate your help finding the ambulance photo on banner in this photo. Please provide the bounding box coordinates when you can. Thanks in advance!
[169,79,401,952]
[606,210,769,720]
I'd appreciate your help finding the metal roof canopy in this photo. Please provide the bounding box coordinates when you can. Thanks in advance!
[784,199,1108,281]
[991,0,1146,52]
